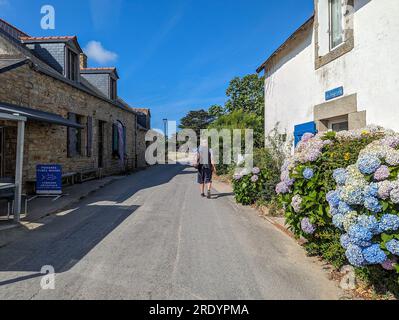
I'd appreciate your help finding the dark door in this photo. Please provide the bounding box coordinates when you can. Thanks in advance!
[0,128,4,177]
[98,121,105,168]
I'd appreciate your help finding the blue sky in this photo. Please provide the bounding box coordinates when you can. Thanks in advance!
[1,0,314,132]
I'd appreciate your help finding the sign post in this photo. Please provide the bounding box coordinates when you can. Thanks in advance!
[35,164,63,200]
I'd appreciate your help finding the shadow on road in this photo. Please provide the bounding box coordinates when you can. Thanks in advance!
[0,164,191,282]
[211,192,234,199]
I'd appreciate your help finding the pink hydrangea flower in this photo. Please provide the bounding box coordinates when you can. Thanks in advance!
[374,165,390,181]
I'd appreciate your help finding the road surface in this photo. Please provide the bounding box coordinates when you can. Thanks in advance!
[0,165,342,300]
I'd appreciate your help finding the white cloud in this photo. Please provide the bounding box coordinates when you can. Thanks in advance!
[84,41,118,65]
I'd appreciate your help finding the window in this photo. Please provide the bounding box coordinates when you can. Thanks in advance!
[332,121,348,132]
[67,113,83,157]
[110,78,117,100]
[330,0,343,49]
[328,117,349,132]
[112,121,126,159]
[66,48,78,81]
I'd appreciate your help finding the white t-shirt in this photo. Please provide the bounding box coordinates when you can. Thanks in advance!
[197,146,214,167]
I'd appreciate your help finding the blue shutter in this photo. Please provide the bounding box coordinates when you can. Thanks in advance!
[294,122,317,146]
[87,116,93,157]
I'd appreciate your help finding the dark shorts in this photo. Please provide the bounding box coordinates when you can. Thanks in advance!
[198,167,213,184]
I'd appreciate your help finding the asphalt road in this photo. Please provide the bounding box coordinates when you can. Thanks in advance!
[0,165,342,300]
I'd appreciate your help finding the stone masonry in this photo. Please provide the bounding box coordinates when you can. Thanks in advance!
[0,64,138,189]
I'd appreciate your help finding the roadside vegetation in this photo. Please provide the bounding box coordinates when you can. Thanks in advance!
[179,74,399,299]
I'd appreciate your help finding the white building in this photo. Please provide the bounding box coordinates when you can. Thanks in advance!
[257,0,399,145]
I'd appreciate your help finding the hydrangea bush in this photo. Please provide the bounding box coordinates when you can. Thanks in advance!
[232,167,266,205]
[277,126,384,268]
[329,132,399,274]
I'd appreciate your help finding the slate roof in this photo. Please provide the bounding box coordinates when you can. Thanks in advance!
[80,67,119,79]
[0,19,134,114]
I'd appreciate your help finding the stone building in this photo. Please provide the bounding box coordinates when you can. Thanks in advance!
[0,18,151,191]
[133,108,151,168]
[257,0,399,145]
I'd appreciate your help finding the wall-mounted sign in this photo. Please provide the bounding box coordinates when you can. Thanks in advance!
[36,164,62,195]
[325,86,344,101]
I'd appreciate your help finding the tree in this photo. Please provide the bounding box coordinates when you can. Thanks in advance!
[208,109,264,149]
[225,74,265,118]
[208,104,225,119]
[178,109,214,137]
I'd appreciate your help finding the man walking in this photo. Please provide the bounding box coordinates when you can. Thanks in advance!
[196,139,217,199]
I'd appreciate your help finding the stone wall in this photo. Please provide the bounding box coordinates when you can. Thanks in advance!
[0,64,139,188]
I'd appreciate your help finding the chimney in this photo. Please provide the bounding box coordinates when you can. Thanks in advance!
[80,53,87,69]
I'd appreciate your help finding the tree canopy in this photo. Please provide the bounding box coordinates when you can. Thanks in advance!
[179,109,214,136]
[225,74,265,118]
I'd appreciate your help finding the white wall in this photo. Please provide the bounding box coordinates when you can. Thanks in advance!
[264,0,399,137]
[265,26,316,136]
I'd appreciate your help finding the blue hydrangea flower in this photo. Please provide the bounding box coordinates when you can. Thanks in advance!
[346,244,366,267]
[344,187,365,206]
[340,234,351,250]
[379,214,399,232]
[333,168,348,186]
[326,190,340,208]
[332,214,345,230]
[364,183,379,198]
[338,201,352,215]
[303,168,314,180]
[348,224,373,243]
[329,206,339,216]
[357,154,381,175]
[386,239,399,256]
[357,215,380,235]
[364,196,382,213]
[362,244,387,265]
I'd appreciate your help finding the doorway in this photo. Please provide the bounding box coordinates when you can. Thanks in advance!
[98,121,105,168]
[0,127,4,178]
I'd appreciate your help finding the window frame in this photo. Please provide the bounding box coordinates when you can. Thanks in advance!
[66,47,79,81]
[328,117,349,132]
[329,0,344,51]
[110,77,117,100]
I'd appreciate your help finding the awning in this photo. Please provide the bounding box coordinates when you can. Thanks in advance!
[0,102,84,128]
[0,59,30,74]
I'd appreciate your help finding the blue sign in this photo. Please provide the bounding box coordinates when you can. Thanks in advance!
[325,86,344,101]
[36,165,62,195]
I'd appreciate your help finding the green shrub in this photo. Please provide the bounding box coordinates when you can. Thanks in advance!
[278,130,381,268]
[232,170,265,205]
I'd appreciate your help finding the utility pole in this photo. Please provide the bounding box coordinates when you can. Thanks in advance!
[163,118,168,163]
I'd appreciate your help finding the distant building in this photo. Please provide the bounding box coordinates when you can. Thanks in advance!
[0,18,151,190]
[257,0,399,145]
